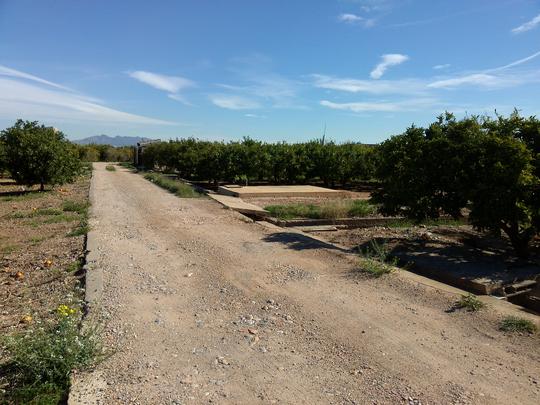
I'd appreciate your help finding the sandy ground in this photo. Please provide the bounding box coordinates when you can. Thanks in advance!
[81,163,539,404]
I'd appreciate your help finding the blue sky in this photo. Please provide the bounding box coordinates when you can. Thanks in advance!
[1,0,540,143]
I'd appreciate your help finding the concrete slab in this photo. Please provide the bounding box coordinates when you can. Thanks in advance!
[209,194,268,216]
[218,185,350,198]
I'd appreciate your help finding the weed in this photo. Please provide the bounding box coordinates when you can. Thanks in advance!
[0,192,47,202]
[66,259,82,273]
[42,214,79,224]
[265,199,377,220]
[7,208,63,219]
[359,240,398,277]
[454,293,485,312]
[68,223,89,237]
[499,316,537,333]
[119,162,135,170]
[1,305,103,404]
[105,165,116,171]
[62,200,89,214]
[143,173,203,198]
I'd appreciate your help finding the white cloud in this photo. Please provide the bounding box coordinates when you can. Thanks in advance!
[312,74,425,95]
[370,54,409,79]
[128,70,194,93]
[511,13,540,34]
[244,113,266,118]
[338,13,375,27]
[0,65,72,91]
[428,73,501,89]
[320,98,435,112]
[433,64,451,70]
[209,94,261,110]
[488,50,540,72]
[0,66,174,125]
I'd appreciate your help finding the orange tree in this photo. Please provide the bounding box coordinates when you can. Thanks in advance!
[374,112,539,258]
[1,120,80,191]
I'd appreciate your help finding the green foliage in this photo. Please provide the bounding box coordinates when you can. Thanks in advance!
[454,293,485,312]
[141,137,376,185]
[1,306,103,404]
[374,111,540,257]
[359,240,398,277]
[77,144,133,162]
[265,199,377,220]
[144,172,203,198]
[62,200,89,214]
[499,316,537,333]
[1,120,81,191]
[105,165,116,171]
[0,138,6,175]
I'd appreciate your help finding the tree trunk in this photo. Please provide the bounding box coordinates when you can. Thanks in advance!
[502,223,534,259]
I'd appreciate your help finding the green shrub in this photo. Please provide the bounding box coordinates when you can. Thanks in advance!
[454,293,485,312]
[499,316,537,333]
[1,305,103,404]
[143,172,203,198]
[105,165,116,171]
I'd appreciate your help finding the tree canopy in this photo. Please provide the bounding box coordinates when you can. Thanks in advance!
[1,120,81,190]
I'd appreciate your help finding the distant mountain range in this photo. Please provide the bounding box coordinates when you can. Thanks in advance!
[74,135,156,147]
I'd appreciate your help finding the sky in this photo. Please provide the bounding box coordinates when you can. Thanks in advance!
[1,0,540,143]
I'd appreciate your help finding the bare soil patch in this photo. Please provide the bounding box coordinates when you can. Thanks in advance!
[0,173,90,332]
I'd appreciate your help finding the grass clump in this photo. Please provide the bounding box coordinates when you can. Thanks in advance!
[105,165,116,171]
[499,316,537,333]
[454,293,485,312]
[8,208,63,219]
[265,199,377,220]
[118,162,135,170]
[42,213,79,224]
[359,240,398,277]
[0,192,47,202]
[62,200,89,214]
[144,172,203,198]
[0,305,103,404]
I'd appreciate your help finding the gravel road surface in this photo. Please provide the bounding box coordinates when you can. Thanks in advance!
[74,163,539,404]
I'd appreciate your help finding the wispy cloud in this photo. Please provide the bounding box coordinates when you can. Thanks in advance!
[511,13,540,34]
[428,73,501,89]
[0,66,174,125]
[128,71,194,93]
[0,65,72,91]
[320,98,436,112]
[429,50,540,89]
[433,64,451,70]
[209,94,261,110]
[215,53,305,110]
[338,13,375,27]
[370,54,409,79]
[127,70,195,104]
[312,74,424,95]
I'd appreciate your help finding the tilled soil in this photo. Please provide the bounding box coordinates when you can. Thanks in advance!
[82,163,539,404]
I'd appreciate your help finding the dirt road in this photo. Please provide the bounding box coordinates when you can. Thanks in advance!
[75,163,539,404]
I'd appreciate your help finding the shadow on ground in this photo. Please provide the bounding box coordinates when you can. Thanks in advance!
[262,232,350,252]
